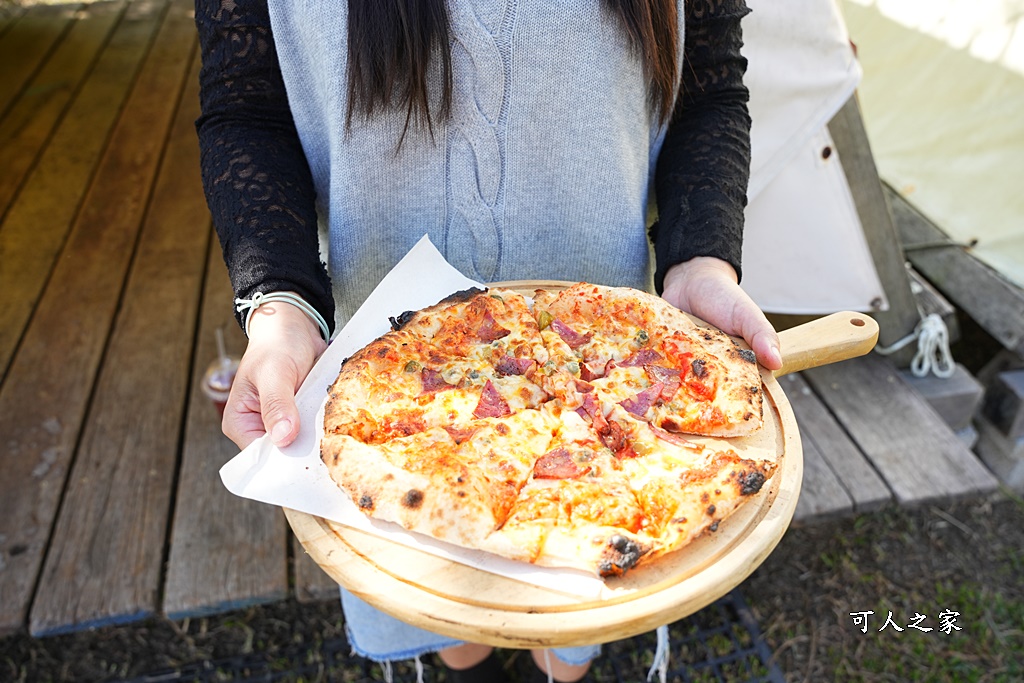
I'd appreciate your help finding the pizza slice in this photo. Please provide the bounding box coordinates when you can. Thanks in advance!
[321,408,561,548]
[533,282,763,437]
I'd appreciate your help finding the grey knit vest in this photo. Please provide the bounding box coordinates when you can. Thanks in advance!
[267,0,685,325]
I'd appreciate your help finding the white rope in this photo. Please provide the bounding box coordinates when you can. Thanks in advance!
[647,625,670,683]
[234,290,330,342]
[381,660,393,683]
[875,313,955,378]
[543,649,554,683]
[414,655,424,683]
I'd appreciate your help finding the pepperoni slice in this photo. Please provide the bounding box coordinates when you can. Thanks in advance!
[550,319,593,349]
[495,355,535,376]
[476,311,510,342]
[444,424,480,444]
[473,380,512,419]
[618,349,663,367]
[645,365,681,401]
[648,423,703,450]
[579,361,604,381]
[618,382,664,417]
[420,368,454,394]
[533,447,592,479]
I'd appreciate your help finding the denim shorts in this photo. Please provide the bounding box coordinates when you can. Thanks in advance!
[340,586,602,666]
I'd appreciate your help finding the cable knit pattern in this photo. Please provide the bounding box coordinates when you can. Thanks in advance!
[195,0,752,331]
[445,0,512,282]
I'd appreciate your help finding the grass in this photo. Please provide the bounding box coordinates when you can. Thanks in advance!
[744,494,1024,682]
[1,495,1022,682]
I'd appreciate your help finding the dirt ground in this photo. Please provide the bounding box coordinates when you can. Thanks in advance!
[1,492,1020,683]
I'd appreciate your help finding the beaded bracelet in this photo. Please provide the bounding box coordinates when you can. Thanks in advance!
[234,291,331,342]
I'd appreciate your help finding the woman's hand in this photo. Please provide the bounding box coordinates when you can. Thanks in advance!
[661,257,782,371]
[222,301,328,450]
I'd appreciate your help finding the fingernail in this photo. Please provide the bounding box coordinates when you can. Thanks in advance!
[270,419,293,445]
[770,344,782,367]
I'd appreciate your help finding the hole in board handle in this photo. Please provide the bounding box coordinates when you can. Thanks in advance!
[850,318,866,327]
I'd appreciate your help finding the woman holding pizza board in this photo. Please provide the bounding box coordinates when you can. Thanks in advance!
[195,0,781,680]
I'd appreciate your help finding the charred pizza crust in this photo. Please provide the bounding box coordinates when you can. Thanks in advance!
[321,283,774,577]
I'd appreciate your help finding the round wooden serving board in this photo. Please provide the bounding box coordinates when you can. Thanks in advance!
[287,281,878,648]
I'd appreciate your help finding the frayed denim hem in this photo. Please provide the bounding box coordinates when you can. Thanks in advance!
[340,586,601,668]
[344,622,464,662]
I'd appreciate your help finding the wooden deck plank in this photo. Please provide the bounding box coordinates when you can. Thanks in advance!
[164,243,290,619]
[0,3,79,119]
[0,0,167,381]
[0,0,172,638]
[27,1,201,634]
[886,184,1024,356]
[782,373,892,514]
[802,354,1000,505]
[783,374,855,523]
[0,1,126,219]
[0,5,28,38]
[792,432,853,523]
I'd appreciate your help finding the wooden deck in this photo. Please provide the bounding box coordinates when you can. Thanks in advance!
[0,0,1001,638]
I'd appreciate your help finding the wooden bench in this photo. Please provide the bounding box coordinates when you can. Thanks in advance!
[0,0,1000,638]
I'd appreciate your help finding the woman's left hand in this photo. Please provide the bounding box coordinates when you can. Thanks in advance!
[661,257,783,371]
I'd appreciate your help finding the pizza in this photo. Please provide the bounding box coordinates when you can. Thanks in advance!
[320,283,775,577]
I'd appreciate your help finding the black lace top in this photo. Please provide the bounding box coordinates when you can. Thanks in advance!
[195,0,753,336]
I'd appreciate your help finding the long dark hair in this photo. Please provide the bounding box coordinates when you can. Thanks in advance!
[346,0,679,139]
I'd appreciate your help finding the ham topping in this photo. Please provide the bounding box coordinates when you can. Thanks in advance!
[533,447,592,479]
[550,319,593,349]
[473,380,512,419]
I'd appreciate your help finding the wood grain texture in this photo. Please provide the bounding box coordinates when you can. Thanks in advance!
[293,535,341,603]
[774,311,878,378]
[0,1,125,218]
[164,243,289,619]
[802,354,999,505]
[0,3,78,120]
[828,96,920,351]
[887,184,1024,356]
[0,0,163,380]
[27,1,202,635]
[0,0,170,637]
[0,5,28,37]
[781,373,892,519]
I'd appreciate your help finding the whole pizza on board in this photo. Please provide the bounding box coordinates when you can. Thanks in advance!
[320,283,775,578]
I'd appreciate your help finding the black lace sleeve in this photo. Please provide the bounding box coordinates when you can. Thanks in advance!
[194,0,334,335]
[651,0,753,293]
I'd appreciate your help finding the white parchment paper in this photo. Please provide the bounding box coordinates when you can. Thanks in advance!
[219,236,607,598]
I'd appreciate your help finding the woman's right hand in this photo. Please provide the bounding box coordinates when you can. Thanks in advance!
[222,300,328,450]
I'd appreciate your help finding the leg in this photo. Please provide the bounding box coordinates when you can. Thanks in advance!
[437,643,494,669]
[531,649,591,682]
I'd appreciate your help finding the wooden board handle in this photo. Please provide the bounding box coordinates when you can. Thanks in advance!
[774,312,879,378]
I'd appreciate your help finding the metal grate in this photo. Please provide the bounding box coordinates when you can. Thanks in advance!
[115,590,783,683]
[598,590,785,683]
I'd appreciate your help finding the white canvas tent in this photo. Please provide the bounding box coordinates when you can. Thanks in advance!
[740,0,890,314]
[838,0,1024,291]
